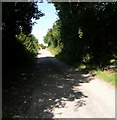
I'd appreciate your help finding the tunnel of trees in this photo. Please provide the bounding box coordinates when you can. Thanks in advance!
[44,2,117,70]
[3,2,117,70]
[2,2,117,118]
[2,2,117,77]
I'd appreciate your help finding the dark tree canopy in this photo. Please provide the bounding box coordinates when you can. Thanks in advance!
[2,2,44,35]
[2,2,44,67]
[44,2,117,69]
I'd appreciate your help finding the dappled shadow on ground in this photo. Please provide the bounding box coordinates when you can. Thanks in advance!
[3,57,93,118]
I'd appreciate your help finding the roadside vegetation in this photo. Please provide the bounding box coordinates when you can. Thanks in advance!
[15,32,39,64]
[38,43,47,50]
[44,2,117,86]
[47,47,116,86]
[3,2,44,68]
[90,70,115,85]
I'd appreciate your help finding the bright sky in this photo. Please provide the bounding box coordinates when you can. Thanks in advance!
[31,2,59,45]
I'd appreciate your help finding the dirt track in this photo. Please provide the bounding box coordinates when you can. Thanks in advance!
[3,49,115,118]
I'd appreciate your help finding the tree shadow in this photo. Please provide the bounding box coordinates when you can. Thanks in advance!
[3,56,94,118]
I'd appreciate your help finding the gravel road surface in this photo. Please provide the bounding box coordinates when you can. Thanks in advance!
[3,49,115,118]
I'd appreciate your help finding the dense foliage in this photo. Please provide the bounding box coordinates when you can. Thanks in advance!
[44,2,117,69]
[38,44,47,49]
[2,2,44,67]
[44,20,63,55]
[15,32,39,63]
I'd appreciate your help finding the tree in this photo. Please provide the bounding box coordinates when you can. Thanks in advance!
[44,20,62,50]
[52,2,117,68]
[2,2,44,66]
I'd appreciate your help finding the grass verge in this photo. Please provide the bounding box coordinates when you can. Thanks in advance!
[47,47,116,86]
[89,70,116,86]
